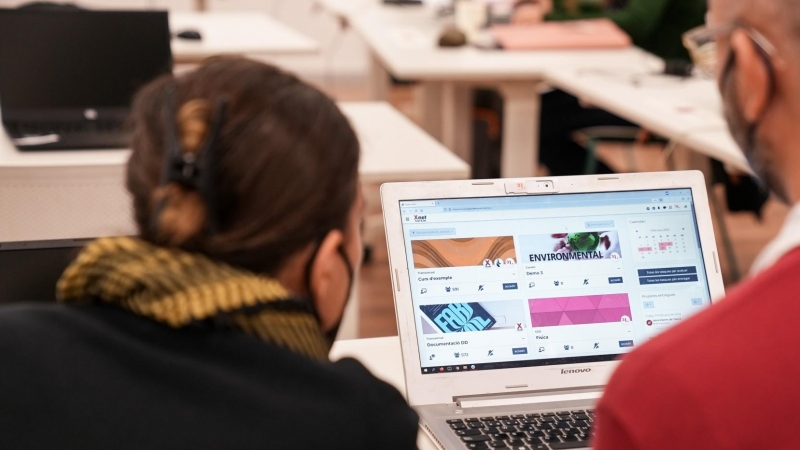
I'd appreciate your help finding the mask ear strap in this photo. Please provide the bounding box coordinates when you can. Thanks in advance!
[302,234,356,326]
[752,38,776,124]
[336,244,355,299]
[720,35,777,139]
[742,36,777,165]
[303,240,325,323]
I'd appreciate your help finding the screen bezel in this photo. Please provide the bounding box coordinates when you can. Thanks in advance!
[382,172,726,407]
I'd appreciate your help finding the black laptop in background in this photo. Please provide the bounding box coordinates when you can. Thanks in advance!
[0,8,173,151]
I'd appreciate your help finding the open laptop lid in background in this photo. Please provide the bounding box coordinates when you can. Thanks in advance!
[382,172,725,407]
[0,239,87,304]
[0,8,173,124]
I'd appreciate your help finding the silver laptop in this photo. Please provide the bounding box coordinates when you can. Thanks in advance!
[381,171,726,450]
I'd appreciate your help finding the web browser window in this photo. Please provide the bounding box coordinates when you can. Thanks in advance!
[399,189,712,375]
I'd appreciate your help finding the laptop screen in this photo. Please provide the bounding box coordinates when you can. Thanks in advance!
[399,189,713,375]
[0,10,172,112]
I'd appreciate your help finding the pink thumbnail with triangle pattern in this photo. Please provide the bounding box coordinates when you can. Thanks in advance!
[529,294,632,327]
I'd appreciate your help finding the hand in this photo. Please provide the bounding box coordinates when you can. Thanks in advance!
[511,0,553,26]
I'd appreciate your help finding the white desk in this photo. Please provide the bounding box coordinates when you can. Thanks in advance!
[331,336,438,450]
[341,102,469,183]
[0,102,468,177]
[0,101,468,340]
[313,0,375,19]
[169,11,319,63]
[680,129,745,171]
[337,102,469,340]
[317,1,662,178]
[545,68,749,173]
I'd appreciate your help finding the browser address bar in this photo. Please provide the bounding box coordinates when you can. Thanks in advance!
[443,206,492,212]
[411,204,691,224]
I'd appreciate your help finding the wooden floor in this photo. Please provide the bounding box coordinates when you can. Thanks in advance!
[329,84,790,339]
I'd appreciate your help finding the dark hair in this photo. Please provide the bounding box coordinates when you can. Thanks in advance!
[126,57,360,275]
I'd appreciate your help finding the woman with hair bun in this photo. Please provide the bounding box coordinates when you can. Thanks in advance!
[0,57,419,450]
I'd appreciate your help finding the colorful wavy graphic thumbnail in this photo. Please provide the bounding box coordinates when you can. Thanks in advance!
[411,236,517,269]
[529,294,632,327]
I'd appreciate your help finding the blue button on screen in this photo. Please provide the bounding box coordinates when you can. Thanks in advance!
[513,347,528,355]
[618,340,634,348]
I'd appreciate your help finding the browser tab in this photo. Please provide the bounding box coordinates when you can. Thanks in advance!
[400,200,436,207]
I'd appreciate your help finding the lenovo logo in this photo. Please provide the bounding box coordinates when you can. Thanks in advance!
[561,368,592,375]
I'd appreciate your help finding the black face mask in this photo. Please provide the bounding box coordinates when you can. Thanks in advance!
[303,241,355,344]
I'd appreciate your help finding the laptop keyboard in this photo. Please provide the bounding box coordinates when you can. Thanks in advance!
[447,410,595,449]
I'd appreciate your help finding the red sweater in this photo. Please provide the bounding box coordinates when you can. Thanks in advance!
[594,248,800,450]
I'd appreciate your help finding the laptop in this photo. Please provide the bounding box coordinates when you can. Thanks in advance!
[0,239,87,304]
[0,9,173,151]
[381,171,725,449]
[492,19,631,51]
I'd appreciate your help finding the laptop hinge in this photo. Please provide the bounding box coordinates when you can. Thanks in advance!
[455,386,603,409]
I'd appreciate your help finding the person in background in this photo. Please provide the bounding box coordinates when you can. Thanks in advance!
[508,0,706,176]
[594,0,800,447]
[0,57,419,450]
[514,0,706,61]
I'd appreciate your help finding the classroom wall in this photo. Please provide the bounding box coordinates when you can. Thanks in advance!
[0,0,370,85]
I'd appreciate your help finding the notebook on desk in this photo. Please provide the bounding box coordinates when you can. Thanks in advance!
[0,8,172,151]
[492,19,631,51]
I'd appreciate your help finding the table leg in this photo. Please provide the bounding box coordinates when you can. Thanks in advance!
[441,83,473,165]
[499,81,542,178]
[368,52,390,101]
[415,82,444,141]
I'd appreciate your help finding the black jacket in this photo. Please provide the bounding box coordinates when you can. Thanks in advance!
[0,303,419,449]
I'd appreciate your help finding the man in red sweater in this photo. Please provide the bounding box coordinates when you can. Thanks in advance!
[594,0,800,449]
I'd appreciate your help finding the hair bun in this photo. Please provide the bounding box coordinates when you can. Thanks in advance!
[154,98,214,246]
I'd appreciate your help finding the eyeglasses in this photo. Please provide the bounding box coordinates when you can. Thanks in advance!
[683,23,777,78]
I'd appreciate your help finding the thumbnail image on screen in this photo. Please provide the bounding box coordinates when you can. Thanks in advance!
[411,237,517,269]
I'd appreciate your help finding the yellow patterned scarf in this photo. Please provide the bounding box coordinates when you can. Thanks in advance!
[57,237,330,359]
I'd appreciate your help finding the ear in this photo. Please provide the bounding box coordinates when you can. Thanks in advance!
[308,229,346,330]
[730,29,771,123]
